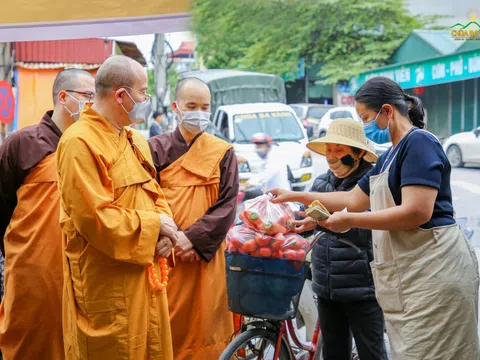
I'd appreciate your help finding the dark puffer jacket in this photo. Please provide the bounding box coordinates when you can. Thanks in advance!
[310,160,376,303]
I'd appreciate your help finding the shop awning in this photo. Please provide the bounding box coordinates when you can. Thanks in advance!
[350,48,480,94]
[0,0,190,42]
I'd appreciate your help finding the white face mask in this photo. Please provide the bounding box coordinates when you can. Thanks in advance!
[121,90,152,125]
[175,102,211,133]
[64,92,87,121]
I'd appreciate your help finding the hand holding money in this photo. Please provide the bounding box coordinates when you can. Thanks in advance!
[305,200,331,221]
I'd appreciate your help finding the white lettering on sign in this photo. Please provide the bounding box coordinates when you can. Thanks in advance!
[415,67,425,84]
[450,59,463,76]
[468,56,480,73]
[432,63,446,80]
[395,68,410,83]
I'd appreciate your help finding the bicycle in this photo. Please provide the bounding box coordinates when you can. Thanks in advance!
[220,232,324,360]
[220,303,323,360]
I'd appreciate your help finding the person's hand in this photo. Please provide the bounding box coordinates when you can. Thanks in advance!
[293,212,318,233]
[239,182,251,191]
[175,232,194,257]
[179,249,201,262]
[159,214,178,245]
[156,236,174,258]
[268,188,293,204]
[318,212,352,233]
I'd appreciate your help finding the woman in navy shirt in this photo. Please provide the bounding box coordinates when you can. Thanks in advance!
[271,77,479,359]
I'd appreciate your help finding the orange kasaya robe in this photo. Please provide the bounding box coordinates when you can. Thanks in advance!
[1,154,64,359]
[159,132,235,359]
[0,112,64,360]
[56,104,174,360]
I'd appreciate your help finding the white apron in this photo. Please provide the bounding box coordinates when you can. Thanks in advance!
[369,153,479,360]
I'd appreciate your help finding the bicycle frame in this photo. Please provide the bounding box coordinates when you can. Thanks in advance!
[271,318,321,360]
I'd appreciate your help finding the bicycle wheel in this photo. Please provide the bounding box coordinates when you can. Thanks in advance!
[219,328,292,360]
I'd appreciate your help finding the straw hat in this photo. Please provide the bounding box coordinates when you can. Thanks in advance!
[307,118,378,163]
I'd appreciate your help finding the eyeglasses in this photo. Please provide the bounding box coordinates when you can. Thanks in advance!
[121,86,151,102]
[65,90,95,101]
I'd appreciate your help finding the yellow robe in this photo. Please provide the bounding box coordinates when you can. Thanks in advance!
[159,132,234,359]
[57,104,174,359]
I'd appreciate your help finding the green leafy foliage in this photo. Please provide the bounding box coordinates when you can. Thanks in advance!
[192,0,438,83]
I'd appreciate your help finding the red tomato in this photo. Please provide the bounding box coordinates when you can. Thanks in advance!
[272,250,283,259]
[286,220,295,231]
[259,247,272,258]
[271,223,288,235]
[285,234,304,250]
[242,239,257,253]
[296,249,306,261]
[255,234,271,247]
[250,250,262,257]
[231,237,243,249]
[271,238,285,251]
[263,221,273,233]
[283,249,297,260]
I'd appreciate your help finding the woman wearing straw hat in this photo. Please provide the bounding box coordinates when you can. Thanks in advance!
[270,76,479,359]
[295,117,387,360]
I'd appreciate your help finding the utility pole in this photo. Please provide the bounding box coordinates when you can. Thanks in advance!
[153,34,167,113]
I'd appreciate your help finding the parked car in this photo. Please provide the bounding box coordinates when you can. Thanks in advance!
[290,103,335,139]
[317,106,391,157]
[213,102,314,191]
[443,126,480,167]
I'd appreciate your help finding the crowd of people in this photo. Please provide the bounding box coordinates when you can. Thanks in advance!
[0,54,478,360]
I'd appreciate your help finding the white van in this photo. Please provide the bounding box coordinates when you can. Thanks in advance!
[213,103,314,191]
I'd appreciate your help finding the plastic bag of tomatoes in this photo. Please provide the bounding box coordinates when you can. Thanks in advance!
[227,225,310,261]
[239,194,295,235]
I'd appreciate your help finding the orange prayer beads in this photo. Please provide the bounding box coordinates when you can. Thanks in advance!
[148,257,169,291]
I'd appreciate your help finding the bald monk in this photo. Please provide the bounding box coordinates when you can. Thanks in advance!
[56,55,177,359]
[0,69,95,360]
[149,77,239,359]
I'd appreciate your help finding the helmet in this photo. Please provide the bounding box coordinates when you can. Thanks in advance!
[251,133,273,145]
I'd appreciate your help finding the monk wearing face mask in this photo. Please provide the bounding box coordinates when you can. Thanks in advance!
[56,55,177,359]
[294,118,388,360]
[148,77,239,359]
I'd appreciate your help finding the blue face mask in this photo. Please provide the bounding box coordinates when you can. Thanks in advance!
[363,109,391,144]
[256,149,268,159]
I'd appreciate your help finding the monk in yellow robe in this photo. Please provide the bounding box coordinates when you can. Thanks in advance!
[0,69,95,360]
[56,55,177,360]
[149,77,240,359]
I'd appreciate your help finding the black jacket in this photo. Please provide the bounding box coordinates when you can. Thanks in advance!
[309,160,376,302]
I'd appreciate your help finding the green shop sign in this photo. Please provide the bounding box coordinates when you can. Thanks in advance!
[349,49,480,94]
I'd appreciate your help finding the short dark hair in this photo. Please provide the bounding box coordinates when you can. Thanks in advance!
[354,76,425,129]
[175,77,209,100]
[52,69,94,105]
[152,111,164,119]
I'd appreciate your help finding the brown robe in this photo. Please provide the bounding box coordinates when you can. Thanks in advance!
[0,112,64,359]
[149,129,239,359]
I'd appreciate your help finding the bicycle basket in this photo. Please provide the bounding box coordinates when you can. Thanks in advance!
[225,251,309,321]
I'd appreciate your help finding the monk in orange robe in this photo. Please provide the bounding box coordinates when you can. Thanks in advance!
[56,55,177,360]
[149,77,239,359]
[0,69,95,360]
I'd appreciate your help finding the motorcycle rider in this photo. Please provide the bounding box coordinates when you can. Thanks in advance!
[242,133,290,193]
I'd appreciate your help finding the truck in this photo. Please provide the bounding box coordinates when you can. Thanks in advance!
[178,69,287,117]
